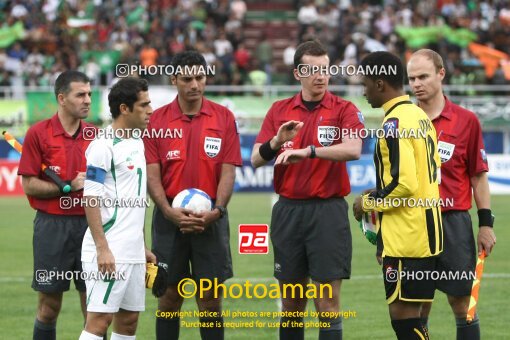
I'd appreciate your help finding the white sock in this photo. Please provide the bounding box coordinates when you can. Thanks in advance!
[79,330,104,340]
[111,332,136,340]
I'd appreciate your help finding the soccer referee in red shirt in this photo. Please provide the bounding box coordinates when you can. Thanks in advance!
[145,51,242,340]
[17,71,95,340]
[407,49,496,340]
[251,40,364,340]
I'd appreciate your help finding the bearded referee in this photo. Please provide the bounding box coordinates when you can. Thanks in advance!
[353,51,442,339]
[407,49,496,339]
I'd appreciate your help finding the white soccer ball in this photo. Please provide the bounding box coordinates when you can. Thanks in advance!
[172,188,212,213]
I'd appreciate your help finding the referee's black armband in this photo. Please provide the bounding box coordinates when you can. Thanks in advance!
[477,209,494,228]
[259,139,279,161]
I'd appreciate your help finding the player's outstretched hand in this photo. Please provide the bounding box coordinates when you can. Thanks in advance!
[274,148,310,165]
[71,171,86,192]
[97,246,116,275]
[477,226,496,257]
[353,196,363,221]
[275,120,304,145]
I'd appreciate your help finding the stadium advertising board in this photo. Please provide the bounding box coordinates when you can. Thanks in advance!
[487,155,510,193]
[0,161,23,195]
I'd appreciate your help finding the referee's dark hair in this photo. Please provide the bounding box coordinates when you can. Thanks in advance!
[360,51,404,90]
[171,50,207,74]
[294,39,328,69]
[108,77,149,119]
[54,70,90,99]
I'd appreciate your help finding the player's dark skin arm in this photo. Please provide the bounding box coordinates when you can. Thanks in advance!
[471,171,497,256]
[21,172,85,198]
[84,196,116,275]
[146,163,203,228]
[192,163,236,231]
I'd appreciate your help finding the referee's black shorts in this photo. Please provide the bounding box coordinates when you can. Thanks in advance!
[435,210,476,296]
[151,204,233,285]
[32,211,88,293]
[270,196,352,283]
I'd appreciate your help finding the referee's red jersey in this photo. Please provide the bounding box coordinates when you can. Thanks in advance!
[17,114,95,215]
[144,97,242,200]
[256,91,365,199]
[430,96,489,212]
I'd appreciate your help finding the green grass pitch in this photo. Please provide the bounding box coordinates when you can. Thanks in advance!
[0,194,507,339]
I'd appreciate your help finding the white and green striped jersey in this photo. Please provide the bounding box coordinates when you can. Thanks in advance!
[82,125,147,263]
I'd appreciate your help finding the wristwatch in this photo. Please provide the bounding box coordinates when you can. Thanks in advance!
[215,205,227,218]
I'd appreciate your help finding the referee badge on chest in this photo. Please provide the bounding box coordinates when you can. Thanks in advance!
[317,126,336,147]
[204,137,222,157]
[437,141,455,163]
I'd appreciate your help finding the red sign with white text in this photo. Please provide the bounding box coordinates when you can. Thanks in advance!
[0,161,23,196]
[238,224,269,254]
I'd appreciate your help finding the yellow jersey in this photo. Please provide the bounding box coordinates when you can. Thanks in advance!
[362,95,443,258]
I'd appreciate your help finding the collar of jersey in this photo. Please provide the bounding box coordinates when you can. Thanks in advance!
[292,90,333,110]
[169,96,213,121]
[437,95,453,120]
[416,95,453,121]
[381,95,411,114]
[51,113,86,138]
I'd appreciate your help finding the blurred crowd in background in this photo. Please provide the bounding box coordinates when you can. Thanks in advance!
[0,0,510,91]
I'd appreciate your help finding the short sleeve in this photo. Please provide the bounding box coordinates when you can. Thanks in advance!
[467,115,489,177]
[222,110,242,166]
[143,119,160,164]
[339,101,365,133]
[17,127,42,176]
[255,104,277,144]
[84,139,112,197]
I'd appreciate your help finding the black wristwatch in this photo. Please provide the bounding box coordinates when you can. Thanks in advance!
[215,205,227,218]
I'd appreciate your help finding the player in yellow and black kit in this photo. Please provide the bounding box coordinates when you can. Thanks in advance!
[353,51,442,340]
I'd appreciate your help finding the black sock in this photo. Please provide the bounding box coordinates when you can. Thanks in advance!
[456,315,480,340]
[199,317,223,340]
[421,317,429,329]
[391,318,429,340]
[279,317,304,340]
[156,317,179,340]
[33,319,56,340]
[319,317,342,340]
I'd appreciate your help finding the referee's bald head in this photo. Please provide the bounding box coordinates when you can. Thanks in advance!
[360,51,404,90]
